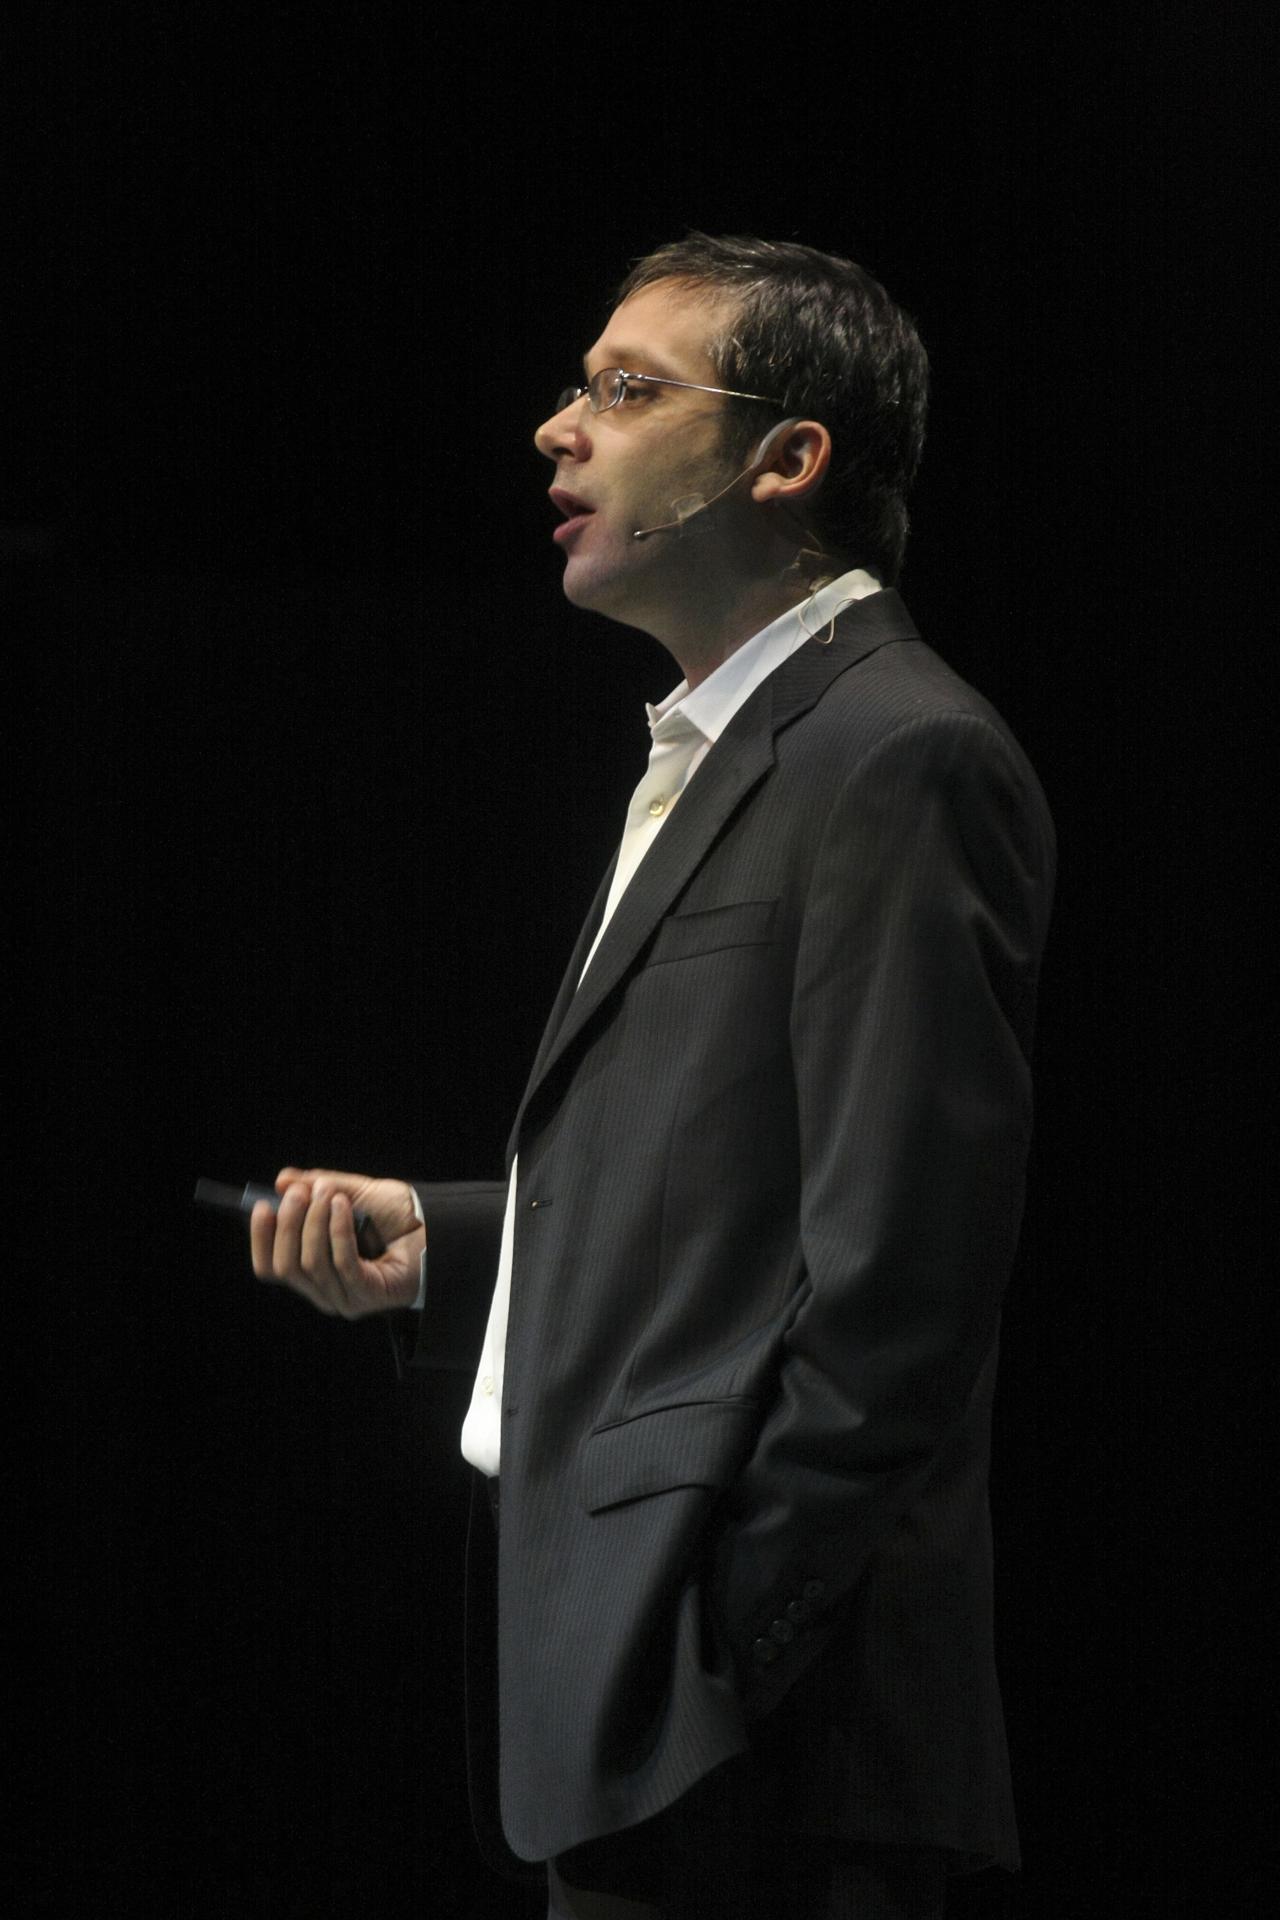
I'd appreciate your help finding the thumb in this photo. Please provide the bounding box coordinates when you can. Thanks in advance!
[274,1166,367,1197]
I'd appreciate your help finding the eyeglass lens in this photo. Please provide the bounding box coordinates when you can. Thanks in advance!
[555,371,626,415]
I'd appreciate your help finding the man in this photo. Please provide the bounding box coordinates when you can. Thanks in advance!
[251,235,1055,1918]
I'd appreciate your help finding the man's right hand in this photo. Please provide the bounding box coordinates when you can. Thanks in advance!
[249,1167,424,1318]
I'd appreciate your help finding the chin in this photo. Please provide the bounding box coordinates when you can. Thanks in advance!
[561,566,655,636]
[559,523,671,628]
[561,554,622,614]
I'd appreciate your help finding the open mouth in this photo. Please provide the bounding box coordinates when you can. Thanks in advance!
[550,487,596,544]
[550,487,595,522]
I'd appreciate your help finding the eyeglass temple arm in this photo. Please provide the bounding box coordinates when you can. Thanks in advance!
[626,373,782,405]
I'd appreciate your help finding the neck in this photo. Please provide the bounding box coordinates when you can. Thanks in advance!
[662,580,808,689]
[648,535,839,691]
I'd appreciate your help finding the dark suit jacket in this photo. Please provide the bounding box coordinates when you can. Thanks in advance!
[408,590,1055,1871]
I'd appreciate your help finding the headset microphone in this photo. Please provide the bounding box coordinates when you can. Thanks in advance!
[631,417,804,540]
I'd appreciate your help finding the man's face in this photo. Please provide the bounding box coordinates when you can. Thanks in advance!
[534,280,742,630]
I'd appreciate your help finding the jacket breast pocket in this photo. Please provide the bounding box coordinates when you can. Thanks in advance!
[645,899,777,968]
[580,1397,759,1513]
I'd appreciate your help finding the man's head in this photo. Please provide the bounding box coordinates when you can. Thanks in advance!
[614,234,929,588]
[534,235,927,675]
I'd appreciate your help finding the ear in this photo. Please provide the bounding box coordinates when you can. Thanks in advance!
[749,419,832,508]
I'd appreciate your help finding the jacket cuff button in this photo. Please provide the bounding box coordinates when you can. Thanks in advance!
[802,1578,827,1604]
[752,1636,781,1667]
[769,1618,796,1644]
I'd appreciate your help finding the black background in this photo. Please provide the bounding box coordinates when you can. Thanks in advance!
[9,6,1267,1916]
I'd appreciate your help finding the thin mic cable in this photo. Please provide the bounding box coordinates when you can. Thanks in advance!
[632,417,804,540]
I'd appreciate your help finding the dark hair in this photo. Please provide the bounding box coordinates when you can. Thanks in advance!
[615,233,929,586]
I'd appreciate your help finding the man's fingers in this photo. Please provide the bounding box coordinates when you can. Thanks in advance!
[298,1185,333,1277]
[327,1194,365,1306]
[299,1187,355,1313]
[249,1199,277,1278]
[288,1186,360,1315]
[272,1181,310,1274]
[252,1185,334,1313]
[276,1166,363,1198]
[251,1169,416,1318]
[263,1182,331,1310]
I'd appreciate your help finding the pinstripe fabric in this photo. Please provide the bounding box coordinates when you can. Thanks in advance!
[411,591,1055,1875]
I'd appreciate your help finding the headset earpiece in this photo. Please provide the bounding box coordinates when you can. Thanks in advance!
[747,416,805,471]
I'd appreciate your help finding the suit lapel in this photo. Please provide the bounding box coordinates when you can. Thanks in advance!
[507,590,919,1156]
[512,852,617,1144]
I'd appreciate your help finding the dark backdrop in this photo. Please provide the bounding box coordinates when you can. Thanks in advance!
[9,8,1266,1916]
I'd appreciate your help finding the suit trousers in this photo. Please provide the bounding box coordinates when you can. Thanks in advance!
[548,1759,948,1918]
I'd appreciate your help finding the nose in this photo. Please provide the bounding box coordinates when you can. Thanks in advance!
[534,393,590,463]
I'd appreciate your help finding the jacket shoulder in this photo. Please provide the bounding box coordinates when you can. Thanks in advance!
[794,626,1047,802]
[816,631,1021,750]
[767,625,1056,888]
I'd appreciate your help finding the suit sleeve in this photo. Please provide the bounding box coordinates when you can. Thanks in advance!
[384,1179,507,1376]
[712,708,1055,1715]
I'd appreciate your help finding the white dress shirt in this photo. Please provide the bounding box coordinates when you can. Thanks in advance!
[454,570,882,1475]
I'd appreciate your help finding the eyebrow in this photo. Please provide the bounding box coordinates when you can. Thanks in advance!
[582,346,686,383]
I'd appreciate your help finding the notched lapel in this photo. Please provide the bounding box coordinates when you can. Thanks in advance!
[507,591,919,1153]
[561,721,777,1039]
[505,720,777,1164]
[512,853,617,1141]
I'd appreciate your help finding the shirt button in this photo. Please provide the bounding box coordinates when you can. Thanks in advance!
[648,797,665,816]
[480,1376,495,1396]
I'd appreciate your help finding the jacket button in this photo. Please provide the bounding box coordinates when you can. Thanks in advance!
[785,1599,811,1625]
[769,1618,795,1644]
[752,1637,781,1667]
[802,1578,827,1604]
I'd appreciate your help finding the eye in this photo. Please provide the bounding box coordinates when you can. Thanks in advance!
[619,377,658,404]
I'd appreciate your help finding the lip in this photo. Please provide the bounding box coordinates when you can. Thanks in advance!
[549,486,596,547]
[550,486,595,518]
[548,487,594,526]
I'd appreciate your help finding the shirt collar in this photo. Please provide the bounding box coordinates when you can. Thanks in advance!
[646,568,883,745]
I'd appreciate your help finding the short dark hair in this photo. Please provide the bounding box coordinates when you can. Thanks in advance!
[615,233,929,587]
